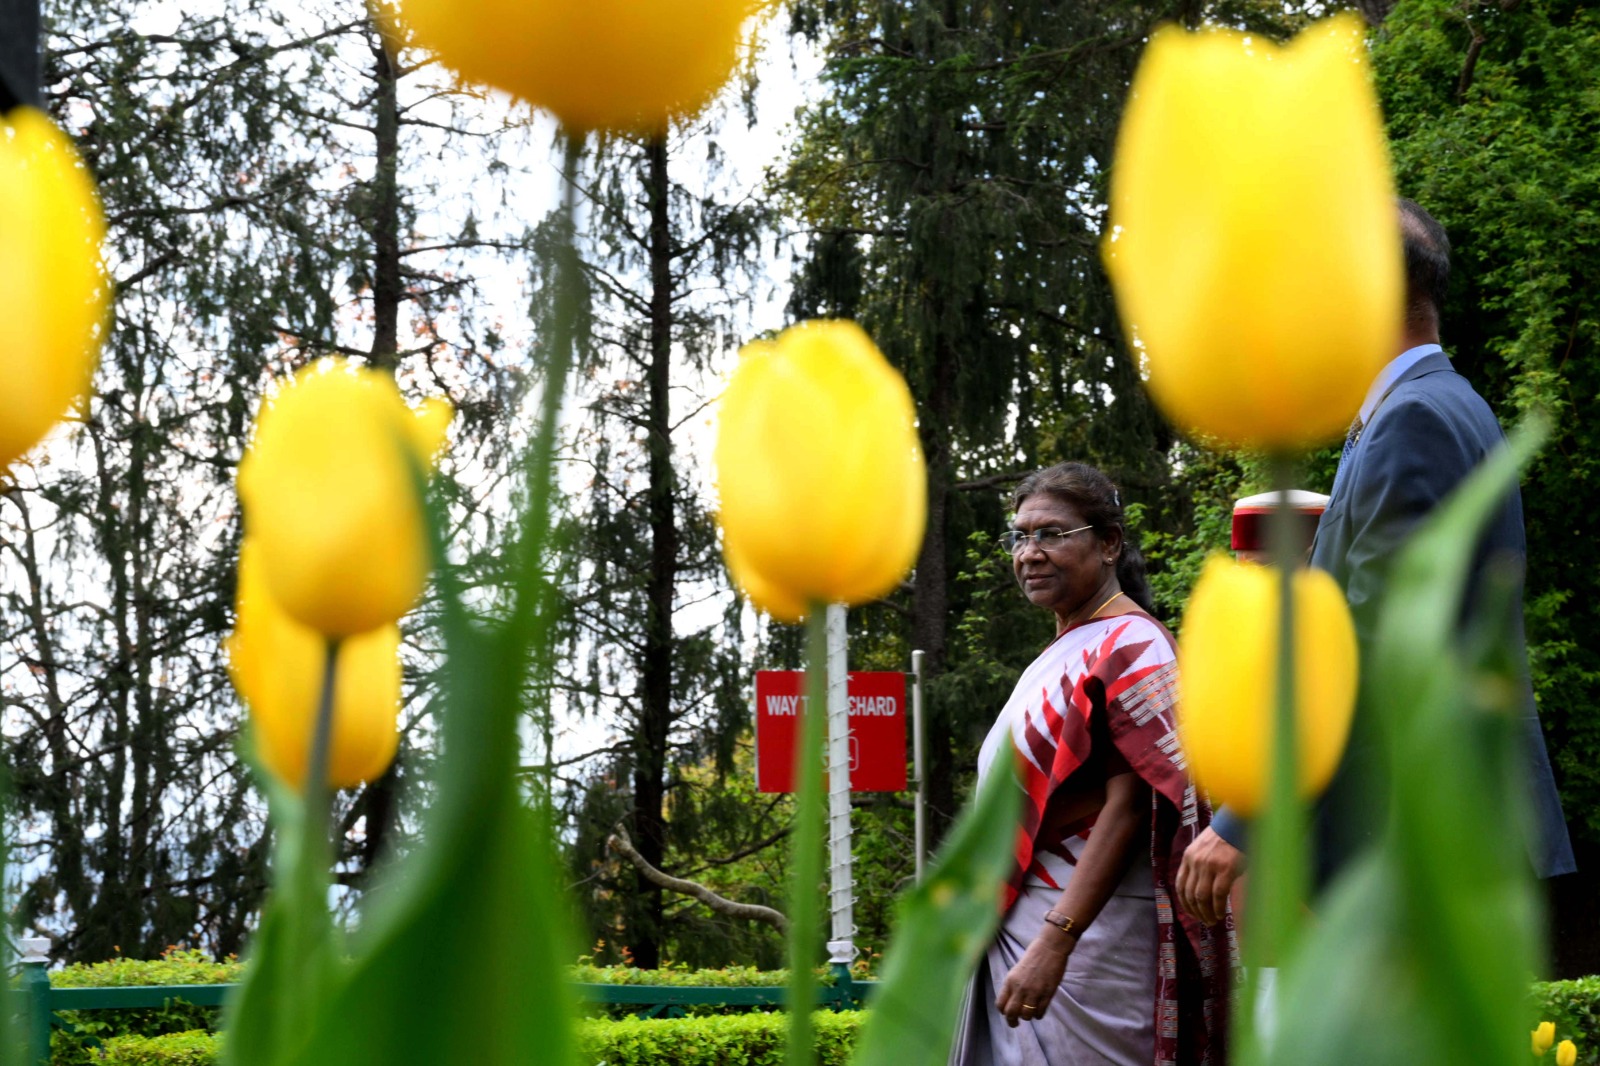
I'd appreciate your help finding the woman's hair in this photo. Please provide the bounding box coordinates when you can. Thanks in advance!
[1010,461,1155,614]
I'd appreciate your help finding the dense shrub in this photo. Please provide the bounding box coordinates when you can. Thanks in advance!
[94,1014,864,1066]
[50,951,235,1066]
[61,961,1598,1065]
[1534,977,1600,1064]
[100,1031,222,1066]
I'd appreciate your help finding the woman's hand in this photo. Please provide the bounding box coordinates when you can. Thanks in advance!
[994,926,1075,1027]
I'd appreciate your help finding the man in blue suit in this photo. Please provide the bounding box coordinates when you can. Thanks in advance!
[1174,199,1576,926]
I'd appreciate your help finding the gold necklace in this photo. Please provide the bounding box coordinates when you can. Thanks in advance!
[1085,591,1125,621]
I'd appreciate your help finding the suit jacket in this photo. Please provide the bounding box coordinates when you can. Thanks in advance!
[1212,351,1576,880]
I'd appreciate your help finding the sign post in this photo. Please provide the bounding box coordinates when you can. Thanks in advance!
[912,649,926,882]
[754,650,908,990]
[825,605,854,970]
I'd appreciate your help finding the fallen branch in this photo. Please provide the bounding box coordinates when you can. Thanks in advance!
[607,824,789,933]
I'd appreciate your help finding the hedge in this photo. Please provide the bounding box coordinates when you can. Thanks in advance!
[101,1031,221,1066]
[56,953,858,991]
[97,1013,865,1066]
[49,952,234,1066]
[1534,976,1600,1065]
[51,953,1600,1065]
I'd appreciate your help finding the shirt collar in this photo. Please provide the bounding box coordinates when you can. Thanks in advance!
[1359,343,1444,424]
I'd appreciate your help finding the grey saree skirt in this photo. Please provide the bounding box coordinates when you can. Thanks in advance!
[950,882,1158,1066]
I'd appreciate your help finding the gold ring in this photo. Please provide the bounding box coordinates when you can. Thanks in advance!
[1022,1003,1037,1010]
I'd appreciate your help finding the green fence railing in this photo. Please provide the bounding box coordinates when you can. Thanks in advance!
[18,954,876,1065]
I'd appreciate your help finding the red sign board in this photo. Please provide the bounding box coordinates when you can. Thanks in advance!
[754,671,907,793]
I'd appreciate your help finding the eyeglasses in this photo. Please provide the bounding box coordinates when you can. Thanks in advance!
[999,524,1094,554]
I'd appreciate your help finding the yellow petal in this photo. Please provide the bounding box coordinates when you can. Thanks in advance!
[1105,15,1401,449]
[0,108,108,471]
[1536,1023,1557,1055]
[394,0,763,133]
[1177,555,1358,814]
[236,358,453,637]
[722,531,809,624]
[409,396,454,470]
[1556,1040,1577,1066]
[227,541,401,791]
[714,320,926,612]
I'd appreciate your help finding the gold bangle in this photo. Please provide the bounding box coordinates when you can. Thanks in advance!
[1043,910,1080,938]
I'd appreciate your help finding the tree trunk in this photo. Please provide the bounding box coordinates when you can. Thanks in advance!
[629,133,677,970]
[351,20,405,883]
[913,342,957,843]
[368,23,401,372]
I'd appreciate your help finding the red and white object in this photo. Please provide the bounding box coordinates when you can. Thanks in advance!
[1231,489,1330,560]
[754,669,908,793]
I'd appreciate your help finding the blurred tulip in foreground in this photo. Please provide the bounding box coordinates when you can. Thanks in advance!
[1557,1040,1578,1066]
[1177,555,1358,815]
[227,542,401,791]
[1105,14,1400,450]
[0,107,108,472]
[714,320,925,622]
[396,0,757,133]
[237,358,451,638]
[1536,1023,1557,1056]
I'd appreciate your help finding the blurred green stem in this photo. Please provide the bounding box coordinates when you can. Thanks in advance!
[276,637,340,1052]
[1241,452,1310,1060]
[787,604,828,1066]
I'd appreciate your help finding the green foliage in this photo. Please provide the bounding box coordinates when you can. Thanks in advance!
[1372,0,1600,848]
[579,1012,861,1066]
[101,1031,223,1066]
[49,952,238,1066]
[1534,977,1600,1065]
[52,952,244,989]
[90,1015,866,1066]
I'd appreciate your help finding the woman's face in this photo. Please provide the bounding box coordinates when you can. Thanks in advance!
[1009,495,1115,621]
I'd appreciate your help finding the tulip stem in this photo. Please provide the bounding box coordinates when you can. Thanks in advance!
[304,638,340,826]
[274,636,340,1053]
[787,603,829,1066]
[1241,452,1311,1064]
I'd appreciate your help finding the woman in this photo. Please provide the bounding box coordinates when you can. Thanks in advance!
[952,462,1232,1066]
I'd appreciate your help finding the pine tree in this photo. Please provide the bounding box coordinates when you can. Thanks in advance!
[550,115,773,969]
[0,0,542,960]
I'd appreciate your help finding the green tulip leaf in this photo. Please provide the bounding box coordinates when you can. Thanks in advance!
[848,765,1020,1066]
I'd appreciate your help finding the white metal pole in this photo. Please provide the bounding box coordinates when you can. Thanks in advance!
[825,603,855,967]
[911,649,926,882]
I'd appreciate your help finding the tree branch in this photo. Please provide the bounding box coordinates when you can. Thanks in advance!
[606,824,788,932]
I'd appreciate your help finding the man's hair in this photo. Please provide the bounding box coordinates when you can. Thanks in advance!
[1399,197,1451,329]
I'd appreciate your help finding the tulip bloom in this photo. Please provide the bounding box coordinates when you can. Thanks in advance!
[1535,1022,1557,1056]
[714,320,925,622]
[1556,1040,1577,1066]
[1177,555,1358,815]
[236,358,451,638]
[1105,14,1401,450]
[0,108,108,472]
[396,0,757,133]
[227,542,401,791]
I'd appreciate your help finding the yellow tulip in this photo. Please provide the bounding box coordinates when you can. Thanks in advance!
[1535,1022,1557,1056]
[723,531,810,624]
[1557,1040,1578,1066]
[1104,14,1401,450]
[0,108,108,471]
[395,0,759,133]
[236,358,451,637]
[227,541,401,791]
[1177,555,1358,814]
[714,320,925,618]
